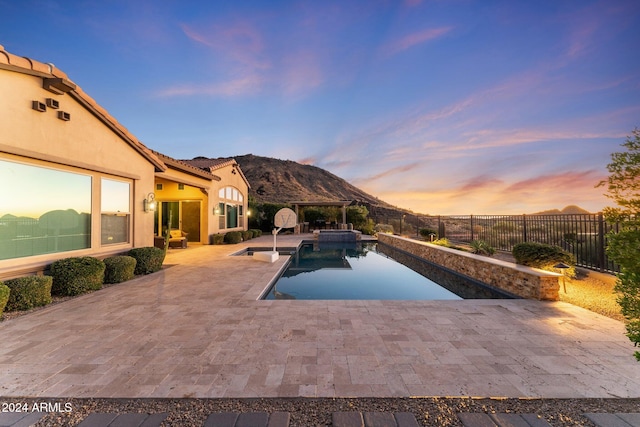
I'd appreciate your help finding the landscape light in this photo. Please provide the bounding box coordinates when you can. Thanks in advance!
[554,262,570,293]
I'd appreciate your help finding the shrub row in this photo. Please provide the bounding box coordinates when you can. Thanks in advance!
[0,248,163,315]
[512,242,576,277]
[211,229,264,245]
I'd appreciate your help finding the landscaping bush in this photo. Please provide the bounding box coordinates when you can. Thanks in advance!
[470,240,496,256]
[224,231,243,244]
[4,276,52,311]
[128,247,165,275]
[50,257,105,296]
[419,228,438,239]
[0,283,9,317]
[210,233,225,245]
[250,229,262,238]
[512,242,576,277]
[103,255,137,284]
[431,238,451,247]
[242,230,253,241]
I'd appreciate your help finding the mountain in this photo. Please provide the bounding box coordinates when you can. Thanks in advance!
[533,205,593,215]
[233,154,397,208]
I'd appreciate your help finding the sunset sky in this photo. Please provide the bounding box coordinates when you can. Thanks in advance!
[2,0,638,214]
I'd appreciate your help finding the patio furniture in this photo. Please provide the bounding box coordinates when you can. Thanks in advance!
[168,230,188,248]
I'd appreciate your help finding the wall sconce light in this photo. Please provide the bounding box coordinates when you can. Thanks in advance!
[214,206,221,215]
[554,262,570,293]
[144,193,156,212]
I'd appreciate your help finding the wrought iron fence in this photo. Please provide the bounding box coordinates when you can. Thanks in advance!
[372,212,620,273]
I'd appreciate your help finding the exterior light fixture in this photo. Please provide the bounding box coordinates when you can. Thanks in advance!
[554,262,571,293]
[143,193,156,212]
[214,206,221,215]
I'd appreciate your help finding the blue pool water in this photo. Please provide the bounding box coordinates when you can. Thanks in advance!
[263,242,514,300]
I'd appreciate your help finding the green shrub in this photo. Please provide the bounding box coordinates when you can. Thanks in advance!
[242,230,253,241]
[210,233,225,245]
[103,256,137,284]
[470,240,496,256]
[250,229,262,238]
[224,231,243,244]
[0,283,9,317]
[512,242,576,277]
[50,257,105,296]
[4,276,53,311]
[419,228,438,238]
[128,247,165,275]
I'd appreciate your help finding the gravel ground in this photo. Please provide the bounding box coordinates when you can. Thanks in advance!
[0,397,637,426]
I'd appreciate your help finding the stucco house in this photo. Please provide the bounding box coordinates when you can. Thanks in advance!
[0,45,249,280]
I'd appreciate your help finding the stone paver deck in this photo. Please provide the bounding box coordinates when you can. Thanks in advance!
[1,234,639,399]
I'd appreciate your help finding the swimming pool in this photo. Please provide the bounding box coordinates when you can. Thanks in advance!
[262,241,515,300]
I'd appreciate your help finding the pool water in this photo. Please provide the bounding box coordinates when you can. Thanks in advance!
[263,242,514,300]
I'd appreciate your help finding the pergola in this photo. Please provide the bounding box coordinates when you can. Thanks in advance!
[288,200,354,228]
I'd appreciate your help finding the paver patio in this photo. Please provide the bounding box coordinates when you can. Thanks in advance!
[1,234,639,399]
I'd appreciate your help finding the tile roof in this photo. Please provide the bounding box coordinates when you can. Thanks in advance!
[0,44,166,172]
[152,151,221,181]
[182,157,251,188]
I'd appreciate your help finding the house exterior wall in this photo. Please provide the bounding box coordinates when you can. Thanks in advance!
[153,175,209,244]
[0,66,156,279]
[210,164,250,236]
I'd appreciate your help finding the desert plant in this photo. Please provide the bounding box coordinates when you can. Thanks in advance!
[128,247,165,275]
[470,240,496,256]
[512,242,576,277]
[224,231,243,244]
[4,276,53,311]
[374,224,394,234]
[432,238,451,247]
[103,255,137,284]
[0,283,10,317]
[50,257,105,296]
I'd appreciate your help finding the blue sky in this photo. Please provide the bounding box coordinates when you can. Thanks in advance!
[2,0,638,214]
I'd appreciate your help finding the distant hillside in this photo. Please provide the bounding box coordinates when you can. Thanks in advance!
[533,205,593,215]
[233,154,397,209]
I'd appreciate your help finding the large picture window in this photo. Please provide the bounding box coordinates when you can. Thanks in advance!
[0,159,91,260]
[101,178,131,245]
[217,186,244,229]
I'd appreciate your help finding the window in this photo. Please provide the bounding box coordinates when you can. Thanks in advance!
[217,186,244,229]
[101,178,131,245]
[0,159,91,260]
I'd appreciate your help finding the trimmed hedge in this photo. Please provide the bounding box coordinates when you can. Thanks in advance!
[224,231,243,244]
[0,283,9,317]
[513,242,576,277]
[50,257,105,296]
[4,276,53,311]
[104,255,137,284]
[128,247,165,275]
[250,229,262,238]
[210,233,225,245]
[242,230,253,241]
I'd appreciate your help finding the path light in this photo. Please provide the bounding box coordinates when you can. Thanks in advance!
[143,193,156,213]
[554,262,570,293]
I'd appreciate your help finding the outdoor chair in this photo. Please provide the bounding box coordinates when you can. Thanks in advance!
[168,230,188,248]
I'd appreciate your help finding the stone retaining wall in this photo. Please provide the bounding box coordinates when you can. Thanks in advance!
[378,234,560,300]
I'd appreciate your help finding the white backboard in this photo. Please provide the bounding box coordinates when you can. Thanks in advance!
[274,208,297,228]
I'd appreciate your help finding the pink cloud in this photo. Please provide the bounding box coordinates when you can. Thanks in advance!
[155,75,264,98]
[382,26,453,56]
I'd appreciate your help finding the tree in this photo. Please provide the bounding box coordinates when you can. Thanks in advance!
[598,128,640,360]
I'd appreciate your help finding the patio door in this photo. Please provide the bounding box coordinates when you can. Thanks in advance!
[156,200,201,243]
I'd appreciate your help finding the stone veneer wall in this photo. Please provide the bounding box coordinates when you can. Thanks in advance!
[378,234,560,301]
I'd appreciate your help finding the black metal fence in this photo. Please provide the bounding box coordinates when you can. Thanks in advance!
[371,212,620,273]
